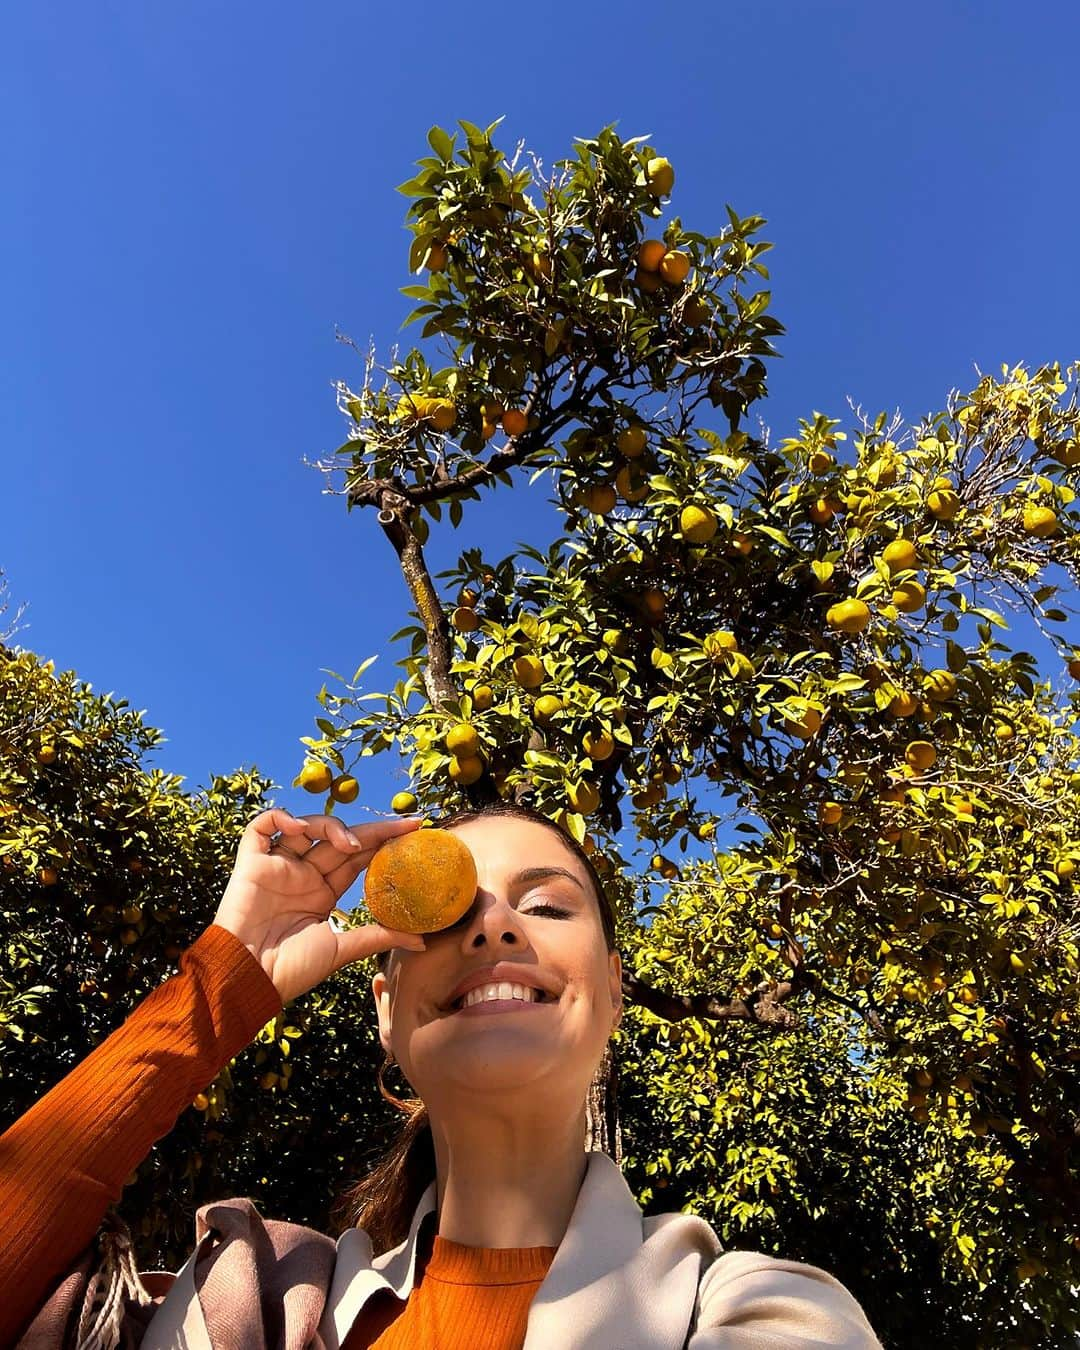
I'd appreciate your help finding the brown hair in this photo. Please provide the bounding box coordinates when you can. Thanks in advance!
[328,800,621,1253]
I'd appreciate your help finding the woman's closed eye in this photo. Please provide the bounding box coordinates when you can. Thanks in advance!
[525,903,571,918]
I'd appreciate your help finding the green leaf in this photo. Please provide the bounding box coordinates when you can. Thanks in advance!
[427,125,455,162]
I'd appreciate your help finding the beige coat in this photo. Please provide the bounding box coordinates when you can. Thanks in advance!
[140,1150,883,1349]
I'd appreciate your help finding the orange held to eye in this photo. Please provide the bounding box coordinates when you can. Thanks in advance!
[364,828,478,934]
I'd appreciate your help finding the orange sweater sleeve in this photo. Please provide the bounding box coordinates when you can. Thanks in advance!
[0,923,282,1348]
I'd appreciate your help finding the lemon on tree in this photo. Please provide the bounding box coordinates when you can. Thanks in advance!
[391,791,419,814]
[923,669,957,701]
[892,580,926,613]
[1023,504,1058,538]
[532,694,563,724]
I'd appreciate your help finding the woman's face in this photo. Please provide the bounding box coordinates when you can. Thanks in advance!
[371,816,622,1112]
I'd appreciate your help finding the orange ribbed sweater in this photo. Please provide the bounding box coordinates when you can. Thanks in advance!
[0,925,556,1349]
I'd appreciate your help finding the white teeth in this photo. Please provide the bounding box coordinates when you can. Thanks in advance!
[460,981,540,1009]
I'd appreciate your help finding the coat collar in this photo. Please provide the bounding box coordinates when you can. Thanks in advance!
[319,1149,721,1350]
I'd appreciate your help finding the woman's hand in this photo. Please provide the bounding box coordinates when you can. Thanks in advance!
[212,808,426,1005]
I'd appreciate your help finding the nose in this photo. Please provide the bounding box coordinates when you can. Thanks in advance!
[460,892,525,949]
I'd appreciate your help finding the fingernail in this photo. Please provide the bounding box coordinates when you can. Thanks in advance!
[347,832,362,847]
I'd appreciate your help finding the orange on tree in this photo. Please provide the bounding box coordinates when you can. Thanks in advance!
[682,295,710,326]
[639,588,666,622]
[659,251,691,285]
[391,791,419,814]
[299,760,334,793]
[881,538,918,573]
[428,398,456,432]
[729,531,753,555]
[448,755,484,785]
[634,267,663,294]
[470,683,494,710]
[458,587,479,608]
[646,156,675,196]
[905,740,937,772]
[330,774,360,804]
[631,781,664,809]
[637,240,667,272]
[680,504,718,543]
[583,729,615,760]
[617,425,647,458]
[582,483,617,515]
[808,497,836,525]
[445,723,481,758]
[513,654,545,688]
[928,484,960,521]
[1023,504,1058,538]
[923,669,957,701]
[616,464,650,503]
[1068,656,1080,679]
[365,828,478,934]
[452,605,480,632]
[568,779,600,814]
[808,450,834,474]
[532,694,563,723]
[36,743,58,765]
[425,241,448,272]
[819,802,843,826]
[38,866,59,886]
[501,408,528,438]
[888,690,919,718]
[783,705,823,739]
[892,579,926,613]
[825,598,870,634]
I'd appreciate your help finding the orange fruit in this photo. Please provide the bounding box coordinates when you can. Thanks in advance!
[583,729,615,761]
[905,741,937,772]
[1023,505,1058,538]
[532,694,563,723]
[928,489,960,521]
[582,484,617,515]
[682,295,710,326]
[680,504,717,543]
[639,588,665,622]
[568,780,600,814]
[659,251,691,285]
[729,531,753,555]
[881,539,917,573]
[331,774,360,804]
[446,724,480,758]
[637,240,667,272]
[784,706,822,739]
[808,497,836,524]
[299,761,333,793]
[826,599,870,634]
[426,242,448,272]
[1068,658,1080,679]
[481,418,499,441]
[391,791,419,814]
[808,450,834,474]
[647,157,675,196]
[458,587,479,608]
[448,755,484,785]
[470,684,494,710]
[616,464,650,503]
[635,267,663,293]
[365,828,478,934]
[428,399,456,432]
[617,426,648,458]
[513,655,545,688]
[888,691,919,718]
[452,606,480,632]
[892,580,926,613]
[923,669,957,701]
[819,802,843,826]
[501,409,528,438]
[38,866,59,886]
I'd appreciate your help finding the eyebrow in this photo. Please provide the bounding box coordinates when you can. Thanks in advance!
[510,865,586,894]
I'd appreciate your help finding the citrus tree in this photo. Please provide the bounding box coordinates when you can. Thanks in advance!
[290,120,1080,1345]
[0,601,410,1268]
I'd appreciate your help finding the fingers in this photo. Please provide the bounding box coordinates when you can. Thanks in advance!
[242,808,424,873]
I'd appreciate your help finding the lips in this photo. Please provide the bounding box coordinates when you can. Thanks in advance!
[444,963,558,1010]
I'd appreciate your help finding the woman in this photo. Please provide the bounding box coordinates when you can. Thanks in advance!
[2,800,883,1348]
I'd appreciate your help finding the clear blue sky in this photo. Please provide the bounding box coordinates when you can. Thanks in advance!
[4,2,1077,837]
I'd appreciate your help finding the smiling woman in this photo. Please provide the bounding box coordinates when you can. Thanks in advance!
[332,801,622,1261]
